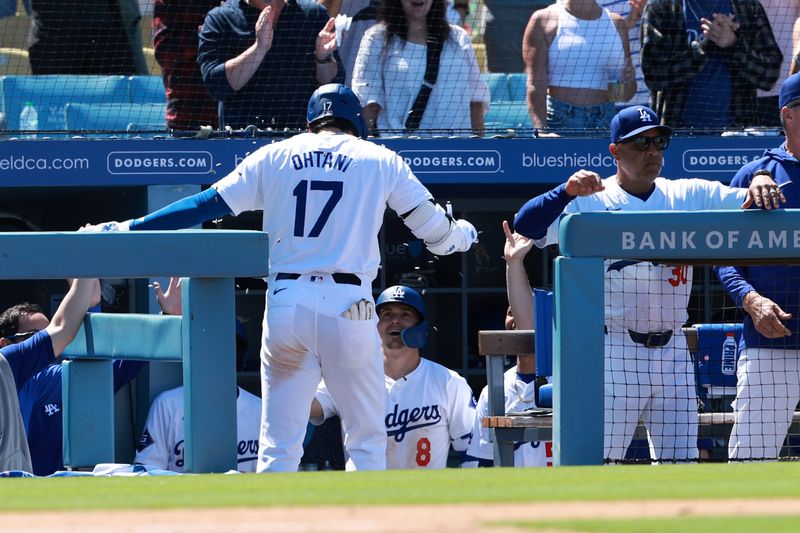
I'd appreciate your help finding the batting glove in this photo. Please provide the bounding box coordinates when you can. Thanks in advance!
[341,299,374,320]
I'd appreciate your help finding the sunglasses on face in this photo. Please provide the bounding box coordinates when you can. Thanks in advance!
[3,330,40,344]
[618,135,671,151]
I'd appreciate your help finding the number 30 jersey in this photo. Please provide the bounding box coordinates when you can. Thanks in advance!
[213,132,433,279]
[315,358,476,469]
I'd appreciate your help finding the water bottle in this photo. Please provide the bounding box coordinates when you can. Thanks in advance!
[721,332,737,376]
[19,101,38,138]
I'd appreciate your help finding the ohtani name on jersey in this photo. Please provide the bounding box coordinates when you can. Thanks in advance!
[291,151,353,172]
[622,230,800,251]
[385,403,442,442]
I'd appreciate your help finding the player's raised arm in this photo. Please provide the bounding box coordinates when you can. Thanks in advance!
[503,220,534,331]
[514,169,603,241]
[46,278,101,357]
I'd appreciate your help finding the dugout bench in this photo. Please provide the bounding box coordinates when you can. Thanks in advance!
[480,323,800,466]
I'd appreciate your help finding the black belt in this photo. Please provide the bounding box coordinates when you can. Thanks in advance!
[275,272,361,286]
[604,326,674,348]
[627,330,673,348]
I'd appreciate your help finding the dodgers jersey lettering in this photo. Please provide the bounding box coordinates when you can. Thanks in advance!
[467,367,552,467]
[213,132,433,279]
[316,358,476,469]
[537,177,748,332]
[135,386,261,473]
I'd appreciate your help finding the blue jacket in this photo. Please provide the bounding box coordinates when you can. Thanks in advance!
[715,142,800,350]
[2,331,145,476]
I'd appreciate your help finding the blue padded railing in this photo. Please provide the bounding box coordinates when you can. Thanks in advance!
[0,230,269,473]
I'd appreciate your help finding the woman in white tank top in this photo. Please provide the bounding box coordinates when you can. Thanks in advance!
[522,0,636,134]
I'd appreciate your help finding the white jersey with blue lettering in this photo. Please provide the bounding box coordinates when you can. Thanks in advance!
[536,177,748,332]
[213,132,433,279]
[134,386,261,473]
[314,358,476,469]
[467,367,552,467]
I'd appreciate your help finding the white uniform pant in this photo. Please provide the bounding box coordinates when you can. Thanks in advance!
[728,347,800,461]
[256,273,387,473]
[604,330,698,462]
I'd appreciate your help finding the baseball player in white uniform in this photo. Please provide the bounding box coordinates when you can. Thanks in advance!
[310,285,476,469]
[135,386,261,473]
[513,105,770,462]
[88,84,478,472]
[466,222,552,468]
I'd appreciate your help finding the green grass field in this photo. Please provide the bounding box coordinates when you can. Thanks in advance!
[2,462,800,512]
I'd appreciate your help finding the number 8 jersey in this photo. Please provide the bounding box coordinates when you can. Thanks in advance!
[213,132,433,279]
[314,358,476,469]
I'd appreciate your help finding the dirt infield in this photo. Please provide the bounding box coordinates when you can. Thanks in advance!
[4,498,800,533]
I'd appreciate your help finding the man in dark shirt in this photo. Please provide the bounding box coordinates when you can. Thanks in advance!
[198,0,343,130]
[641,0,782,130]
[153,0,222,131]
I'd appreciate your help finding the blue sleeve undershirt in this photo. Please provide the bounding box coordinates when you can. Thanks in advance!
[129,188,233,231]
[513,183,573,240]
[713,168,755,306]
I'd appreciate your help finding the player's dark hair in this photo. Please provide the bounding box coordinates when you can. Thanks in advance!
[309,116,359,137]
[0,302,44,338]
[379,0,451,50]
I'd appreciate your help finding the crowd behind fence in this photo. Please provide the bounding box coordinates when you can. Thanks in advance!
[0,0,797,137]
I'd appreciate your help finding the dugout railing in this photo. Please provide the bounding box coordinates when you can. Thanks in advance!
[0,230,269,473]
[552,209,800,466]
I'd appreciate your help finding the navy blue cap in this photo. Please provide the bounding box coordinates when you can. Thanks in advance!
[610,105,672,143]
[780,73,800,109]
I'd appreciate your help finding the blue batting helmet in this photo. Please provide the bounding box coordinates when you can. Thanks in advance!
[376,285,428,349]
[307,83,367,139]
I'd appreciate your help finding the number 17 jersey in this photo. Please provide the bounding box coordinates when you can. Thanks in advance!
[213,132,433,279]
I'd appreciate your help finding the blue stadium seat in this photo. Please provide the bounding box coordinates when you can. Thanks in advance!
[0,75,129,131]
[689,323,743,399]
[507,73,527,101]
[484,101,532,131]
[481,72,510,102]
[128,75,165,105]
[64,102,167,134]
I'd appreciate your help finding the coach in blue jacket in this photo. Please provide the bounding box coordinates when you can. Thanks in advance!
[716,73,800,461]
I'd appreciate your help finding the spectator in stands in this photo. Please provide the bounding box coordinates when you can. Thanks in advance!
[351,0,489,136]
[482,0,552,73]
[153,0,221,131]
[198,0,343,130]
[600,0,649,107]
[0,278,113,474]
[715,73,800,461]
[464,220,552,468]
[26,0,148,74]
[512,105,777,463]
[318,0,378,87]
[641,0,782,131]
[523,0,636,134]
[310,285,476,469]
[755,2,800,127]
[792,16,800,76]
[134,278,260,472]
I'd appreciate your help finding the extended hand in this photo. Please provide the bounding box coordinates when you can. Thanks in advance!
[255,5,276,53]
[503,219,533,263]
[154,277,182,316]
[743,171,786,210]
[316,17,338,60]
